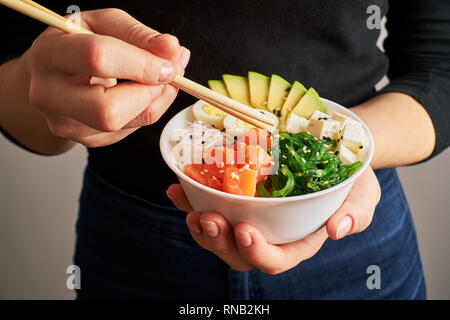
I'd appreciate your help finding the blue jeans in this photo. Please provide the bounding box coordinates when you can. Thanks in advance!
[74,165,426,299]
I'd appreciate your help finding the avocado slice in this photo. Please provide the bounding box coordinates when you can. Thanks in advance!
[248,71,270,108]
[280,81,307,127]
[267,75,291,115]
[291,87,327,119]
[222,74,251,106]
[208,80,230,97]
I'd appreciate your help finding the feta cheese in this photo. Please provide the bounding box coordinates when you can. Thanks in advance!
[310,110,329,120]
[331,111,356,129]
[336,142,358,165]
[307,118,340,140]
[340,121,365,154]
[284,113,308,133]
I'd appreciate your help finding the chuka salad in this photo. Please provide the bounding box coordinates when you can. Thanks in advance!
[171,72,366,198]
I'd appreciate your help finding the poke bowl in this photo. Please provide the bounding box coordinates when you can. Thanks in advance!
[160,76,374,244]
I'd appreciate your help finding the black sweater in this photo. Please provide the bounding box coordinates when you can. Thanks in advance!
[1,0,449,206]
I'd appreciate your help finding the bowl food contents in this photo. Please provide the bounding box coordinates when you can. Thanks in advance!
[170,72,366,198]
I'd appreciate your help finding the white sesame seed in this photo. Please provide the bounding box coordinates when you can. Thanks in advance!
[219,170,224,174]
[204,169,208,173]
[200,171,205,175]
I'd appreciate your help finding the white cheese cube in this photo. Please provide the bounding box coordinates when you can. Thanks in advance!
[307,118,340,140]
[310,110,329,120]
[332,111,356,128]
[284,113,308,133]
[336,142,357,165]
[340,121,365,154]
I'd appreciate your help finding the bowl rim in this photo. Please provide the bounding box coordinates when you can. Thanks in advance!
[160,98,374,202]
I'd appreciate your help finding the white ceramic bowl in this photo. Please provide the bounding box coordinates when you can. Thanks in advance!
[160,99,374,244]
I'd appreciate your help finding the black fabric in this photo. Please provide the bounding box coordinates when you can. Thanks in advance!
[1,0,449,207]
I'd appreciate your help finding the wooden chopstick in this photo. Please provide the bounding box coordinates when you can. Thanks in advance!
[0,0,276,129]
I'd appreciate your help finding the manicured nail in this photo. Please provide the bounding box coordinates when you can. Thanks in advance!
[336,215,352,239]
[158,64,175,82]
[236,231,253,248]
[187,223,201,234]
[200,220,219,238]
[181,49,191,69]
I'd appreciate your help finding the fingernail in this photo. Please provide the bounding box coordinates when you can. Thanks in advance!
[200,220,219,238]
[158,64,175,82]
[187,223,201,234]
[181,49,191,69]
[336,215,352,239]
[236,231,253,248]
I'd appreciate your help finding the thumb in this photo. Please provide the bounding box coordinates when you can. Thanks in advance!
[166,184,193,212]
[326,167,381,240]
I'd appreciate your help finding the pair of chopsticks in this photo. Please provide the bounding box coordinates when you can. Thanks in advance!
[0,0,276,129]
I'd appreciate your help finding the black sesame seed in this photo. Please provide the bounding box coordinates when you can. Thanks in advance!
[202,158,205,164]
[359,145,363,149]
[234,136,238,140]
[211,124,215,128]
[260,110,265,114]
[323,117,328,120]
[276,110,281,117]
[221,128,226,132]
[334,151,339,155]
[272,109,276,114]
[318,117,322,120]
[189,134,192,139]
[201,141,205,144]
[337,138,340,142]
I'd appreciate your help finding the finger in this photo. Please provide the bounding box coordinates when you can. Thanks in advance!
[82,9,189,75]
[148,34,183,61]
[186,212,253,271]
[82,9,180,60]
[234,223,328,275]
[170,46,190,76]
[326,167,381,240]
[166,184,193,212]
[123,84,178,128]
[31,72,164,132]
[44,113,140,148]
[77,127,139,148]
[34,32,176,84]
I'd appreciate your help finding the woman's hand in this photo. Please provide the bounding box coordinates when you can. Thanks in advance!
[167,167,381,274]
[23,8,189,148]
